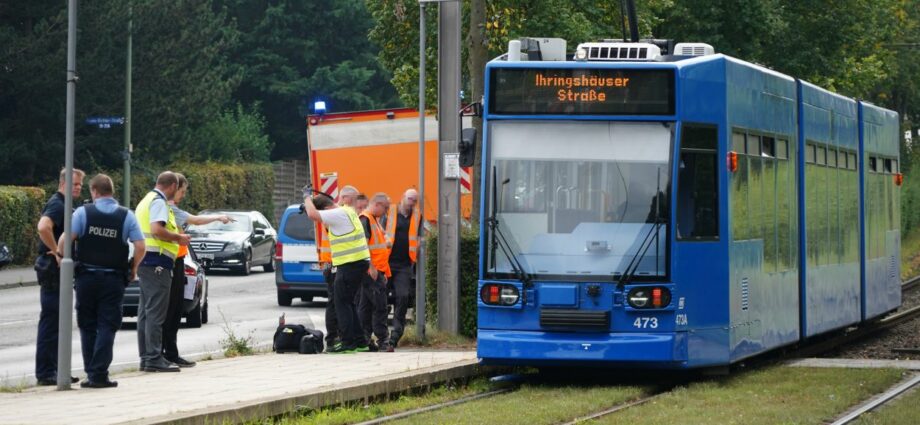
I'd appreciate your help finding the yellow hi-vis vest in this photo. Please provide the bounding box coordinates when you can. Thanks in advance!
[135,191,180,260]
[328,206,370,267]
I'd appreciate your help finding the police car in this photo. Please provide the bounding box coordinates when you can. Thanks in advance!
[274,204,326,306]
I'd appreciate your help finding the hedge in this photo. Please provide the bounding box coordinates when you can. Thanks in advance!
[0,186,47,265]
[41,162,276,226]
[425,226,480,338]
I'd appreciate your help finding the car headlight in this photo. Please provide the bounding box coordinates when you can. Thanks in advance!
[225,241,241,251]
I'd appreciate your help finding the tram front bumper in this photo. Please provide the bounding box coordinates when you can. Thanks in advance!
[477,329,688,367]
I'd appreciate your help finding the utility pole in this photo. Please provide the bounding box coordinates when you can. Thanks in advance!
[437,0,461,333]
[416,1,428,342]
[123,2,133,206]
[58,0,78,391]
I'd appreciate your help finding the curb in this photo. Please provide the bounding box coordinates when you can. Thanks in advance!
[144,359,482,425]
[0,281,38,291]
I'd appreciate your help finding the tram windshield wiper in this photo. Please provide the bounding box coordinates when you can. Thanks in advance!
[617,167,664,291]
[488,167,532,287]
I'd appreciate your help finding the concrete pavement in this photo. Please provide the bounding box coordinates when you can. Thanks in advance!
[0,350,479,425]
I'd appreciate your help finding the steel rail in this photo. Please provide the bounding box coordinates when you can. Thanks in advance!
[830,373,920,425]
[558,391,667,425]
[353,388,512,425]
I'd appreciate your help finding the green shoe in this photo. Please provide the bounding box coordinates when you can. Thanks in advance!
[355,345,370,352]
[326,343,357,354]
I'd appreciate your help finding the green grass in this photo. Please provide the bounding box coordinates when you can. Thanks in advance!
[852,382,920,425]
[249,378,492,425]
[901,228,920,280]
[388,380,653,425]
[397,324,476,350]
[589,367,905,425]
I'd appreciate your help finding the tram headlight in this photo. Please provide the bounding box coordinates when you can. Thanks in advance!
[480,284,520,306]
[627,286,671,309]
[575,47,588,61]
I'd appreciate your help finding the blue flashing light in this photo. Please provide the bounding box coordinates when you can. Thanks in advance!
[314,101,327,114]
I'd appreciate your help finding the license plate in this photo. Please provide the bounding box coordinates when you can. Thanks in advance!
[310,263,322,271]
[198,253,214,260]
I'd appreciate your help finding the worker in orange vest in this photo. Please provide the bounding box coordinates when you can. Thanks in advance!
[165,173,233,367]
[384,188,422,348]
[358,193,393,352]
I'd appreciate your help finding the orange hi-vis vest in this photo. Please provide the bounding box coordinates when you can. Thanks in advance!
[385,204,421,264]
[317,222,332,264]
[177,238,188,258]
[360,210,391,278]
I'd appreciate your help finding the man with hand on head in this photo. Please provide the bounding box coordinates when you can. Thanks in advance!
[302,189,372,353]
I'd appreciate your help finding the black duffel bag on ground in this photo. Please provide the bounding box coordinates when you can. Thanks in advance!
[298,329,324,354]
[273,324,308,353]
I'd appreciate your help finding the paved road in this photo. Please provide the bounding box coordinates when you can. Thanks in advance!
[0,268,326,386]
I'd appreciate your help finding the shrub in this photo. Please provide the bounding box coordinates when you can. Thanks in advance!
[425,226,480,338]
[0,186,47,265]
[174,162,275,225]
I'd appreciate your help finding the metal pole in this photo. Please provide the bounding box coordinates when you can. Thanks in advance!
[415,2,427,342]
[58,0,78,391]
[123,2,133,206]
[437,0,461,334]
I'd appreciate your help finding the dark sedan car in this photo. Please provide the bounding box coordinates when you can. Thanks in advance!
[186,210,276,275]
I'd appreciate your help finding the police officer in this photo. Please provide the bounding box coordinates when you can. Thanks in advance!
[385,189,422,349]
[57,174,145,388]
[135,171,190,372]
[34,167,84,386]
[35,168,85,385]
[162,173,233,367]
[358,193,392,352]
[303,190,372,353]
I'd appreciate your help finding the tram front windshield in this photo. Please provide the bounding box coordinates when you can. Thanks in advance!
[488,120,671,280]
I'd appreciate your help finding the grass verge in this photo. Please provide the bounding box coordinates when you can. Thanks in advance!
[249,377,492,425]
[590,367,905,425]
[388,379,653,425]
[219,308,257,357]
[397,324,476,350]
[901,228,920,280]
[852,381,920,425]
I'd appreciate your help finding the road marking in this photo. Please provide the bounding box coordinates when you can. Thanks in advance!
[0,319,38,327]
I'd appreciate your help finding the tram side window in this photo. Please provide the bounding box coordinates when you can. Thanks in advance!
[677,125,718,240]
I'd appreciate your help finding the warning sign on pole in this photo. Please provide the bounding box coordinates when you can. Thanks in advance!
[319,172,339,203]
[460,167,472,194]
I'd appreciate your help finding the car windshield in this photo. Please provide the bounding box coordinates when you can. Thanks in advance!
[487,120,671,280]
[186,213,251,233]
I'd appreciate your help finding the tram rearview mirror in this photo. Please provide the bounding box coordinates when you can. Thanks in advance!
[460,128,478,167]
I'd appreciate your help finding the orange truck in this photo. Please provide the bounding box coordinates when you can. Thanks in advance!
[305,107,474,221]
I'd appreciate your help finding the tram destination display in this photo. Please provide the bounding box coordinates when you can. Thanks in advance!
[489,68,674,115]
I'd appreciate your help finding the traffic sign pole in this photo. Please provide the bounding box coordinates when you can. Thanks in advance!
[58,0,78,391]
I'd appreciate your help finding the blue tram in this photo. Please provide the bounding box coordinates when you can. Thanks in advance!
[476,39,902,368]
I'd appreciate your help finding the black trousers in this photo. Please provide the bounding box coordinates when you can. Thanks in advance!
[162,257,185,360]
[333,260,368,349]
[359,272,389,345]
[323,266,339,346]
[388,262,414,347]
[34,256,60,381]
[75,270,125,382]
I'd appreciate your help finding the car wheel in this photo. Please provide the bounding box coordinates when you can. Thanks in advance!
[201,301,208,324]
[186,302,203,328]
[264,247,275,272]
[239,250,252,276]
[277,291,292,306]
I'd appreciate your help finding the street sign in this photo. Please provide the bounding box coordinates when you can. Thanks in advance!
[443,152,460,179]
[86,116,125,129]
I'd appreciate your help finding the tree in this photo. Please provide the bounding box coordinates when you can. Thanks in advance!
[217,0,400,160]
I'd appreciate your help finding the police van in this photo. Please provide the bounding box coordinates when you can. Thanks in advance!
[274,204,326,306]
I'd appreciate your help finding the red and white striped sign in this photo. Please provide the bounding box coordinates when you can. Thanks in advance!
[460,167,472,194]
[319,172,340,203]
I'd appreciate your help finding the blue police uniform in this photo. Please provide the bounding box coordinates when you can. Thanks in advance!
[71,197,143,386]
[34,191,66,384]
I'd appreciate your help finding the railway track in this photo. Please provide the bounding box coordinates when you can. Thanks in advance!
[830,373,920,425]
[351,276,920,425]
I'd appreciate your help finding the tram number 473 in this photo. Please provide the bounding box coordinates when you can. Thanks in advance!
[633,317,658,329]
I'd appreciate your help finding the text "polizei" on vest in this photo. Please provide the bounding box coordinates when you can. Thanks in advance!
[87,226,119,238]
